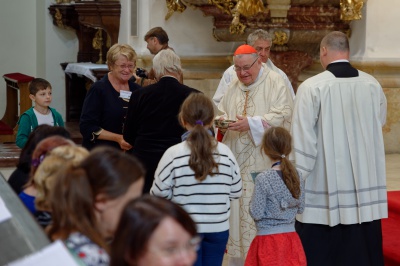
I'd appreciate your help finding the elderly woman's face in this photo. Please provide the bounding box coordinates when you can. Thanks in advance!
[136,217,198,266]
[111,55,135,83]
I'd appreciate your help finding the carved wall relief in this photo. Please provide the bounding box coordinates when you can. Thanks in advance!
[49,1,121,63]
[166,0,366,88]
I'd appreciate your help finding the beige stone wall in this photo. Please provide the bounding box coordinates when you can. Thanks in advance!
[345,62,400,154]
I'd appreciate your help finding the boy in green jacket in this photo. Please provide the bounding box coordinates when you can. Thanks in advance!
[16,78,64,148]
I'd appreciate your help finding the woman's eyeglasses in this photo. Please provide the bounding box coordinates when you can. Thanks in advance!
[115,64,135,70]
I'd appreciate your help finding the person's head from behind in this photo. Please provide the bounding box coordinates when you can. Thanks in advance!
[179,93,218,181]
[319,31,350,69]
[152,49,182,81]
[47,146,145,249]
[144,27,169,55]
[261,127,300,199]
[107,43,137,83]
[28,78,52,110]
[34,145,89,212]
[247,29,273,63]
[29,135,76,179]
[18,125,71,173]
[233,45,262,86]
[111,195,198,266]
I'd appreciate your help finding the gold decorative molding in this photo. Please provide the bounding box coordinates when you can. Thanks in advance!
[54,8,65,29]
[233,0,265,18]
[229,21,246,35]
[164,1,368,59]
[232,0,266,28]
[271,30,289,51]
[92,29,104,64]
[165,0,187,20]
[209,0,235,15]
[340,0,364,20]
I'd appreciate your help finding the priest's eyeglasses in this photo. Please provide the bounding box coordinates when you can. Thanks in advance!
[234,57,259,72]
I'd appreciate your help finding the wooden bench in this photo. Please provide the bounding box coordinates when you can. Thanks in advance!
[0,143,20,168]
[0,73,34,143]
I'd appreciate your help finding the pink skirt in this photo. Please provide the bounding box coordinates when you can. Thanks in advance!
[244,232,306,266]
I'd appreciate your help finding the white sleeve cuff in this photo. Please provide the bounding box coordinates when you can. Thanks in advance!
[248,116,265,146]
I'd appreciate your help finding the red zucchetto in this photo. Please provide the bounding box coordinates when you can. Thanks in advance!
[234,44,257,56]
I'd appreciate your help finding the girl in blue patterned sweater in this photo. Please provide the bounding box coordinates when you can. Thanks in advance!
[245,127,306,266]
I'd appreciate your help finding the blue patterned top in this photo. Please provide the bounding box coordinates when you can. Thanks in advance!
[249,169,305,236]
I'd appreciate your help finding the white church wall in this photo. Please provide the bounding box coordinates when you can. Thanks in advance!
[350,0,400,61]
[0,1,37,119]
[129,0,242,57]
[38,0,79,122]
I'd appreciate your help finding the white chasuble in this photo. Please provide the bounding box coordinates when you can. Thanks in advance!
[218,65,293,260]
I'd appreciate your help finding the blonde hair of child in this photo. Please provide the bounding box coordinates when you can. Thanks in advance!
[34,145,89,211]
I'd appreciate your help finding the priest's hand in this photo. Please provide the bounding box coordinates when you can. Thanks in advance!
[228,115,250,132]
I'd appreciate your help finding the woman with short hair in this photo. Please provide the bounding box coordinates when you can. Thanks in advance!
[80,43,141,150]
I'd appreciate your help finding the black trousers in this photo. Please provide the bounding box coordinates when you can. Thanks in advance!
[129,150,164,194]
[295,220,384,266]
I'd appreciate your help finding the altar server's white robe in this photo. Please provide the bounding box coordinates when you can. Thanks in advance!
[291,70,388,227]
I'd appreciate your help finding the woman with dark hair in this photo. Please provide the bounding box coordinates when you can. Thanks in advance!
[8,124,71,194]
[150,93,242,266]
[110,195,198,266]
[47,146,145,266]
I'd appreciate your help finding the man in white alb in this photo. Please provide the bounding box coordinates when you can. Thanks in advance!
[291,31,388,266]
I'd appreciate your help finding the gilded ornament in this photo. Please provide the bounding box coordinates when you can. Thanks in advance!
[340,0,364,20]
[208,0,236,15]
[92,29,104,64]
[231,0,265,32]
[273,31,288,46]
[54,8,64,29]
[229,21,246,35]
[165,0,187,20]
[232,0,265,18]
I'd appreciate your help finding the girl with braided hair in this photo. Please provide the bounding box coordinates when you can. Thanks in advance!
[245,126,306,266]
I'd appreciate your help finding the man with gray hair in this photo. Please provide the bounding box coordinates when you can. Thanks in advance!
[124,49,199,193]
[213,29,295,106]
[291,31,387,265]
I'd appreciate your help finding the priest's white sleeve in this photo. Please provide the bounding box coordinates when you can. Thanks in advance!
[248,116,268,146]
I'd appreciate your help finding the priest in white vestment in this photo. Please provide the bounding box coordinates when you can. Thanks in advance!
[216,44,293,262]
[291,31,388,266]
[213,29,295,107]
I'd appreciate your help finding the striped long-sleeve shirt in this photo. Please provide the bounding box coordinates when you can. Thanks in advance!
[150,141,242,233]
